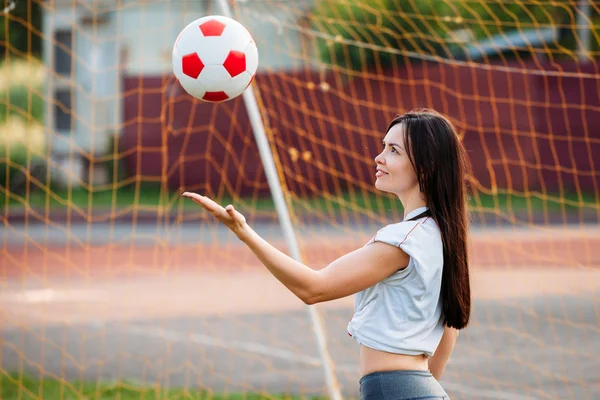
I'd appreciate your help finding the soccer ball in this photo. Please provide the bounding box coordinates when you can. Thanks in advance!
[172,15,258,103]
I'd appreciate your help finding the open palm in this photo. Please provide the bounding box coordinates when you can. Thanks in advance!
[181,192,247,236]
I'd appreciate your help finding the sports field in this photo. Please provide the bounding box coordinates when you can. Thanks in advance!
[2,221,599,399]
[2,1,600,398]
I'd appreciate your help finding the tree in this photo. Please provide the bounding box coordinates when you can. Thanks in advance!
[0,0,42,60]
[308,0,599,70]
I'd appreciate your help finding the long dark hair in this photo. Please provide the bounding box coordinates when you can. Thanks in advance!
[387,109,472,330]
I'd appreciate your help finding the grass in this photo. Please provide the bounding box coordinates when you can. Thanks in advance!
[1,182,597,217]
[0,372,325,400]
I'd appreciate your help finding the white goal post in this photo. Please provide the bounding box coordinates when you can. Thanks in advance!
[215,1,343,399]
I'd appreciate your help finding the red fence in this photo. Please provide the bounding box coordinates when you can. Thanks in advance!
[121,60,600,196]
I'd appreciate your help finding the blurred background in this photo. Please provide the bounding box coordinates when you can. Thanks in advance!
[1,0,599,399]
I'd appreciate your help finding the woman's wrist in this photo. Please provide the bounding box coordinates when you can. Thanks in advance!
[235,222,254,242]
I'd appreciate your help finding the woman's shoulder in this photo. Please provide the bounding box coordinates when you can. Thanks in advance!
[369,216,436,248]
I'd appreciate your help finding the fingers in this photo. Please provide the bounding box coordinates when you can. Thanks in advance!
[225,204,238,222]
[182,192,229,217]
[181,192,207,205]
[182,192,215,208]
[182,192,246,232]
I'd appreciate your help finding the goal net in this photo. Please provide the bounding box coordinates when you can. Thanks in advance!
[1,0,599,399]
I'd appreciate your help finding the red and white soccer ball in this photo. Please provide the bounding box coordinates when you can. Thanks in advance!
[172,15,258,103]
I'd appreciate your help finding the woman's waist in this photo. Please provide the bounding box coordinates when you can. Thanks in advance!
[360,345,429,377]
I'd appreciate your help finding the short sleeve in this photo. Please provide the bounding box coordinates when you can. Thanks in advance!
[365,222,422,280]
[367,221,420,253]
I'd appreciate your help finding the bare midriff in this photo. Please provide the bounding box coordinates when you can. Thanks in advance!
[360,345,429,377]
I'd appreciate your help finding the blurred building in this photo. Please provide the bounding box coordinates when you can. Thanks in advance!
[42,0,316,186]
[41,0,599,196]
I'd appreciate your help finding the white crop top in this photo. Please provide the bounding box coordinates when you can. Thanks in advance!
[347,206,445,357]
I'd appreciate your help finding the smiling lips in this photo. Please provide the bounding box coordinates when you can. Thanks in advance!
[376,168,388,177]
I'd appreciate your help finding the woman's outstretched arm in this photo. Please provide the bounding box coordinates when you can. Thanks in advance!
[182,192,409,304]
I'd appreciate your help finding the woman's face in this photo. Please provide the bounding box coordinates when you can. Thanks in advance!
[374,123,419,196]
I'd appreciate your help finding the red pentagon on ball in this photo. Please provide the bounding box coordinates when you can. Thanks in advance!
[182,53,204,79]
[223,50,246,77]
[199,19,226,36]
[203,91,229,102]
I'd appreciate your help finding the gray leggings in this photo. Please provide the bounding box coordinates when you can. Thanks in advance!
[359,370,450,400]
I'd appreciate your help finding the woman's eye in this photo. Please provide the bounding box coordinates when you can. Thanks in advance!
[382,145,398,154]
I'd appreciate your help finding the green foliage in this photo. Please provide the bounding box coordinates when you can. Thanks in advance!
[0,144,28,186]
[0,144,47,198]
[0,85,45,123]
[0,0,42,59]
[309,0,599,70]
[0,66,46,197]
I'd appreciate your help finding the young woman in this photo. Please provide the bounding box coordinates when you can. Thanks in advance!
[183,108,472,399]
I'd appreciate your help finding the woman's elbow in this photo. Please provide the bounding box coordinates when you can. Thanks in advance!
[301,290,325,305]
[430,365,446,381]
[303,296,317,305]
[298,286,321,305]
[299,276,329,305]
